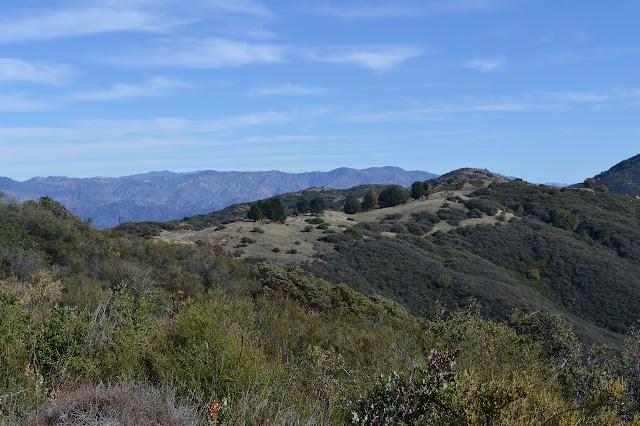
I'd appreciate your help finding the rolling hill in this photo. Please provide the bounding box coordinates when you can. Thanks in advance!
[155,169,640,347]
[3,166,640,422]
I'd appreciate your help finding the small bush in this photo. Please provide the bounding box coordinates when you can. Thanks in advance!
[31,381,199,426]
[526,268,541,280]
[251,227,265,233]
[272,247,281,253]
[551,209,580,232]
[306,218,324,225]
[287,249,298,254]
[464,199,500,216]
[467,209,483,219]
[384,213,404,221]
[390,224,409,234]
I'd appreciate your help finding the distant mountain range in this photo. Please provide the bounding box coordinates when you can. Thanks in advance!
[0,167,437,229]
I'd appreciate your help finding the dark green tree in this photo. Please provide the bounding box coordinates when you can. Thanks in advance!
[247,204,264,222]
[361,189,378,211]
[309,197,328,215]
[296,197,310,214]
[267,197,288,222]
[344,195,361,214]
[410,181,425,199]
[379,185,409,208]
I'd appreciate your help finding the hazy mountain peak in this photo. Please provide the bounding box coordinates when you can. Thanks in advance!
[0,167,436,229]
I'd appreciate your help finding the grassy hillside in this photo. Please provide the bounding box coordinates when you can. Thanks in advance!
[158,177,640,348]
[2,193,640,423]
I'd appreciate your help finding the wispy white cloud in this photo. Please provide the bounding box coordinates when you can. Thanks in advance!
[544,46,635,64]
[537,88,640,104]
[317,4,422,19]
[0,58,74,84]
[0,7,183,42]
[308,46,423,72]
[201,0,272,16]
[464,57,505,72]
[70,77,191,101]
[249,83,325,96]
[347,103,526,122]
[0,109,325,142]
[0,95,53,112]
[316,0,520,19]
[0,0,274,42]
[102,0,271,15]
[114,38,286,68]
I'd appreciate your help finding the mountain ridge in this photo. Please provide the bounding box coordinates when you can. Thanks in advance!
[587,153,640,196]
[0,167,437,229]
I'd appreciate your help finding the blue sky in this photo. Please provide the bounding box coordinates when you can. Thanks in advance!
[1,0,639,183]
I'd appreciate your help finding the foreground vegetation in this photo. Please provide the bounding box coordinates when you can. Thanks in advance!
[1,194,640,424]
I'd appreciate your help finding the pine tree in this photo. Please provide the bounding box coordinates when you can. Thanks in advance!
[344,195,361,214]
[247,204,264,222]
[361,189,378,211]
[410,181,425,199]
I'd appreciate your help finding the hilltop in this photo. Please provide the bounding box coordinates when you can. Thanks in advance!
[156,172,640,348]
[427,167,510,187]
[585,153,640,196]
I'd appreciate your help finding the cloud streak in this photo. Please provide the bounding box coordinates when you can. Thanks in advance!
[0,95,53,112]
[114,38,286,68]
[0,7,183,42]
[0,58,74,84]
[0,1,274,43]
[308,46,424,72]
[317,0,518,19]
[70,77,191,101]
[249,83,325,96]
[464,57,505,72]
[347,103,526,122]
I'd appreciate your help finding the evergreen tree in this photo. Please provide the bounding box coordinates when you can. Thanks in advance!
[267,197,288,222]
[344,195,361,214]
[361,190,378,211]
[379,185,409,208]
[309,197,328,215]
[410,181,425,199]
[247,204,264,222]
[296,197,310,214]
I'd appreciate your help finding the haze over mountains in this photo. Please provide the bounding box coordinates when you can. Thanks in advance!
[0,167,436,229]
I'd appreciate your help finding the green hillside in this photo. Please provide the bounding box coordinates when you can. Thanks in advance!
[2,192,640,423]
[305,181,640,345]
[158,176,640,347]
[586,153,640,196]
